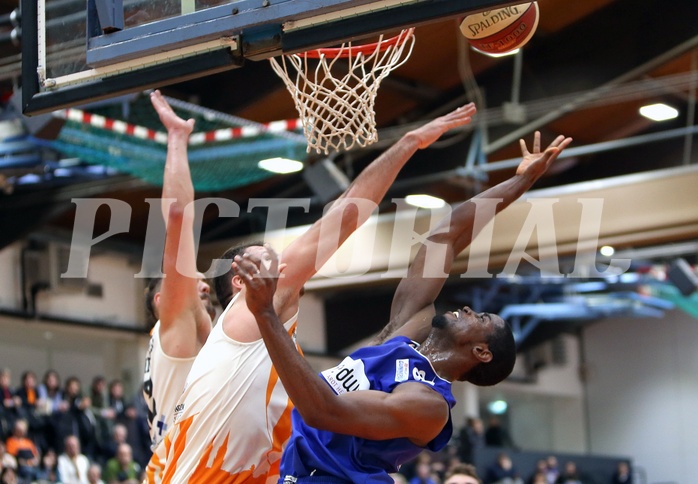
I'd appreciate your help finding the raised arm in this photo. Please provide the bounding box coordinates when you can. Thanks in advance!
[235,249,449,446]
[375,132,573,344]
[151,90,212,356]
[274,104,478,310]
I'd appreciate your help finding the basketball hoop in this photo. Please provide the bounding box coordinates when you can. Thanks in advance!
[269,28,416,154]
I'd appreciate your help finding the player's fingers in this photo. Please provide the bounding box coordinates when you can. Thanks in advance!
[533,131,541,153]
[233,256,257,280]
[549,138,572,160]
[264,244,279,276]
[460,103,476,115]
[151,90,166,106]
[242,251,262,266]
[541,147,561,165]
[519,138,529,156]
[458,103,477,119]
[237,255,261,278]
[559,137,573,150]
[548,134,566,148]
[447,103,476,122]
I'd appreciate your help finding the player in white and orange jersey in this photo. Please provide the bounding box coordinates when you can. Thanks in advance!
[142,91,216,457]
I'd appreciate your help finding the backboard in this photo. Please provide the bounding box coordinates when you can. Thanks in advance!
[21,0,517,116]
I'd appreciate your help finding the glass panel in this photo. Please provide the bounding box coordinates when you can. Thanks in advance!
[123,0,238,29]
[42,0,240,82]
[123,0,180,28]
[45,0,88,80]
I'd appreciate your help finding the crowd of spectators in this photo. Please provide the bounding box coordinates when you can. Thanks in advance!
[395,417,632,484]
[0,368,150,484]
[1,366,633,484]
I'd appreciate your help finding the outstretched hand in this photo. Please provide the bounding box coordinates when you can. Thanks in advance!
[516,131,573,180]
[232,245,280,319]
[409,102,477,149]
[150,89,195,137]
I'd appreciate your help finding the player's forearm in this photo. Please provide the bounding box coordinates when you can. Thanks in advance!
[336,132,420,205]
[476,171,537,208]
[386,172,539,337]
[435,172,537,253]
[254,307,342,425]
[161,133,195,222]
[159,132,200,305]
[279,133,422,290]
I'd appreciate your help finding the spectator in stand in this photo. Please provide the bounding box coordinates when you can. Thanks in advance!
[529,473,546,484]
[35,448,59,483]
[106,381,131,426]
[13,372,37,416]
[14,371,42,448]
[527,460,548,484]
[458,417,485,464]
[107,380,129,422]
[555,461,583,484]
[484,417,516,449]
[87,464,105,484]
[36,370,63,452]
[90,376,111,452]
[485,452,523,484]
[5,419,40,481]
[55,377,98,459]
[611,461,631,484]
[99,423,127,466]
[545,456,560,484]
[0,369,17,441]
[409,460,437,484]
[0,441,17,474]
[108,386,148,471]
[89,378,107,413]
[57,435,90,483]
[105,381,147,467]
[423,445,457,482]
[102,443,140,484]
[444,463,482,484]
[127,391,151,470]
[37,371,63,416]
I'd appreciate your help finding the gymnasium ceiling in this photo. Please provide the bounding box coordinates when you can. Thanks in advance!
[0,0,697,350]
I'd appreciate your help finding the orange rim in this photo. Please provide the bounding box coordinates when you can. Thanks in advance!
[302,28,414,59]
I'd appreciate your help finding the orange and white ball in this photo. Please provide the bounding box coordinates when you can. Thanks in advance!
[460,2,540,55]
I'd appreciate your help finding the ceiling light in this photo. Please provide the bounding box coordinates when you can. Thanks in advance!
[599,245,615,257]
[405,194,446,209]
[471,46,520,58]
[487,399,508,415]
[639,103,679,122]
[258,157,304,174]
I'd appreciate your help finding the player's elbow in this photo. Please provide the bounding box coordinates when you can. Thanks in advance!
[301,411,327,430]
[332,200,362,239]
[297,400,348,431]
[166,201,186,222]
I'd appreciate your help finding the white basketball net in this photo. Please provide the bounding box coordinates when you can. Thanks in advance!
[269,29,416,154]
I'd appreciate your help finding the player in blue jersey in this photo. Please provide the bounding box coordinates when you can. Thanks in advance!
[235,131,572,483]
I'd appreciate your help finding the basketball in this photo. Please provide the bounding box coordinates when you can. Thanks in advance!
[460,2,540,56]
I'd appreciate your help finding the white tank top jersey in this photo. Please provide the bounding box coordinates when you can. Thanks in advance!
[145,294,299,484]
[143,321,196,450]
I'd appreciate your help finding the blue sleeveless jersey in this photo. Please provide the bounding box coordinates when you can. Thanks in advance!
[279,336,456,484]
